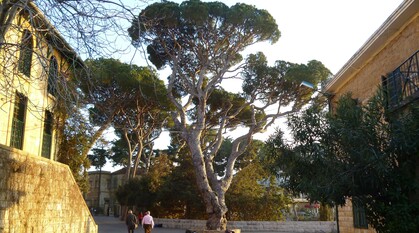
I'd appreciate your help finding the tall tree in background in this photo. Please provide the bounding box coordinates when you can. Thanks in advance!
[266,93,419,233]
[110,66,173,180]
[83,58,172,180]
[129,0,330,229]
[82,58,173,179]
[79,58,142,162]
[88,146,110,208]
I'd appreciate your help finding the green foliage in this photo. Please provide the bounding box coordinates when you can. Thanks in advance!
[129,0,280,70]
[55,110,91,193]
[116,141,293,220]
[155,152,206,219]
[82,58,173,178]
[115,155,173,210]
[115,153,207,219]
[88,147,109,170]
[115,178,149,207]
[214,139,262,177]
[82,58,170,124]
[110,133,130,167]
[205,89,265,129]
[267,92,419,232]
[319,203,334,221]
[226,161,291,221]
[242,52,330,108]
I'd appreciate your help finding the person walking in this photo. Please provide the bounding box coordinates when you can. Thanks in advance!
[138,211,143,223]
[126,210,138,233]
[141,211,154,233]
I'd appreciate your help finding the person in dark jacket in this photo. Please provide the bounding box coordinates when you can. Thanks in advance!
[126,210,138,233]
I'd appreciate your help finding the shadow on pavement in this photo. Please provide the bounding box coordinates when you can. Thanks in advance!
[94,216,288,233]
[94,216,186,233]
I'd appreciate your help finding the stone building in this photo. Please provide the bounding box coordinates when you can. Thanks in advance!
[0,2,96,233]
[323,0,418,232]
[85,168,131,217]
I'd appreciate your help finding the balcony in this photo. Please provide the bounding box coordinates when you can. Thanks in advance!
[383,50,419,110]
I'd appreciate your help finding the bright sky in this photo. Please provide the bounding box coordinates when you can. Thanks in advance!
[222,0,403,74]
[153,0,403,142]
[100,0,404,171]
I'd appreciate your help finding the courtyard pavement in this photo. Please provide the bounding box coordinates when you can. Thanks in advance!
[94,216,186,233]
[94,215,295,233]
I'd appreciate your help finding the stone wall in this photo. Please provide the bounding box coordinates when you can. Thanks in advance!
[333,16,419,105]
[155,218,337,233]
[0,145,97,233]
[338,199,375,233]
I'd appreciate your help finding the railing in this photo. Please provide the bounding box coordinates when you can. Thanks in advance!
[384,50,419,109]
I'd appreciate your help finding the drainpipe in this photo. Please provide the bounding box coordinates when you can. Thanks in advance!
[336,205,339,233]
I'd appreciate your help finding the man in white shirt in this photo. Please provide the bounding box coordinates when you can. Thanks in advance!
[141,211,155,233]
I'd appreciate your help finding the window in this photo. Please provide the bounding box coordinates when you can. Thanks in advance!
[383,51,419,109]
[47,56,58,96]
[41,110,53,159]
[10,92,27,149]
[18,29,33,77]
[353,197,368,228]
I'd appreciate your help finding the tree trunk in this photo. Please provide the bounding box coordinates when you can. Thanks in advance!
[189,139,227,230]
[293,203,299,221]
[131,141,143,179]
[207,212,227,230]
[81,120,112,160]
[97,167,102,210]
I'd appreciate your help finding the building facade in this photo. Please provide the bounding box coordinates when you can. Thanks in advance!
[0,2,96,232]
[85,168,129,217]
[324,0,418,232]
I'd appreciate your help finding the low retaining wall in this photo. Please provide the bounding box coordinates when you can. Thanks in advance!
[155,218,337,233]
[0,145,97,233]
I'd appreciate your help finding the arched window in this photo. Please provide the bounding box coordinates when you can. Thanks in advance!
[18,29,33,77]
[48,56,58,96]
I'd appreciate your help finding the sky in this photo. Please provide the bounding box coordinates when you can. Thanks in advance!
[99,0,404,172]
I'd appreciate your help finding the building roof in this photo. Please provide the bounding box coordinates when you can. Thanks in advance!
[28,2,84,68]
[88,170,112,175]
[112,167,129,175]
[111,167,143,175]
[324,0,418,94]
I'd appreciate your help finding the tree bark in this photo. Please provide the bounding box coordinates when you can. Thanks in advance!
[188,137,228,230]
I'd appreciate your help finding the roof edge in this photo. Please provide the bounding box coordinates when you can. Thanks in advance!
[325,0,418,93]
[29,2,84,67]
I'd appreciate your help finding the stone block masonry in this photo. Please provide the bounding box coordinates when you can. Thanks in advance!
[155,218,337,233]
[0,144,97,233]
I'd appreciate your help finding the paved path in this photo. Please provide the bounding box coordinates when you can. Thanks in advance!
[94,216,186,233]
[94,216,293,233]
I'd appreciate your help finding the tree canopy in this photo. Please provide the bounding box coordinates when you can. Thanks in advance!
[266,92,419,233]
[128,0,330,229]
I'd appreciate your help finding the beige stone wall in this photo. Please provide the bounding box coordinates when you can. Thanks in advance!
[338,200,375,233]
[155,218,337,233]
[0,145,97,233]
[332,16,419,105]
